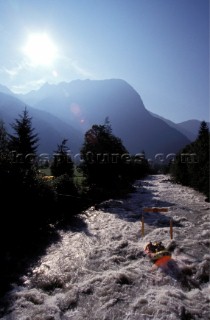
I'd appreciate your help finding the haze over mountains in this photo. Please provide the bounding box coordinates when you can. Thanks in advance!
[0,79,207,160]
[149,111,209,142]
[0,92,83,155]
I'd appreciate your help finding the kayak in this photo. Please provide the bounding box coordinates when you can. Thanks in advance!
[144,241,172,267]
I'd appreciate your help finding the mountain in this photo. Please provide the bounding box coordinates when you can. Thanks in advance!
[0,92,83,155]
[17,82,61,106]
[150,112,209,142]
[16,79,190,160]
[0,84,15,96]
[177,120,210,141]
[0,80,192,161]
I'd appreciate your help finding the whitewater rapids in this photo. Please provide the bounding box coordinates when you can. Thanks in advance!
[1,175,209,319]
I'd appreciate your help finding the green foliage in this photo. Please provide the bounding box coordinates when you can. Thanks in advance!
[0,120,11,178]
[9,107,39,157]
[51,174,90,218]
[79,119,149,196]
[6,107,39,188]
[80,121,127,188]
[170,121,209,200]
[50,139,74,177]
[0,112,58,247]
[52,173,78,196]
[125,153,150,180]
[0,120,9,152]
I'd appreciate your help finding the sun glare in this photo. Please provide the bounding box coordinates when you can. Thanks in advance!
[23,33,57,66]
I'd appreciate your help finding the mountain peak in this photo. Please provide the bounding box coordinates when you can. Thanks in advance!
[0,84,14,96]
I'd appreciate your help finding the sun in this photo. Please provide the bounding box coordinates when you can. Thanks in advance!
[23,33,57,66]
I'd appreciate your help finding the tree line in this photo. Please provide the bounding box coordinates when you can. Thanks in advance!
[170,121,209,201]
[0,109,150,242]
[1,109,208,243]
[0,108,150,297]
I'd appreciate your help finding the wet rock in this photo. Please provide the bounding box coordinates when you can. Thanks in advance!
[180,306,193,320]
[115,273,133,285]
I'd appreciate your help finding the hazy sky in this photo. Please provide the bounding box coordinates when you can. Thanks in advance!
[0,0,209,123]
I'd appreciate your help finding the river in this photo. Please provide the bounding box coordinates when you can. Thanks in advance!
[1,174,209,319]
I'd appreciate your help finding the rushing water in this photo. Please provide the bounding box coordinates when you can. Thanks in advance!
[1,175,209,319]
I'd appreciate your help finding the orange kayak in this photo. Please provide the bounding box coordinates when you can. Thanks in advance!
[144,242,172,267]
[154,253,172,267]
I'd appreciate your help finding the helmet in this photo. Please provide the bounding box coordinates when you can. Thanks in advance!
[144,241,152,251]
[154,241,161,246]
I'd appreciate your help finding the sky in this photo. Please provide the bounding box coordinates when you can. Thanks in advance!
[0,0,209,123]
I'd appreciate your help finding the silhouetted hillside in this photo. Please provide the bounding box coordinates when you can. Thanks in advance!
[177,119,210,141]
[0,92,83,155]
[150,112,209,142]
[17,79,191,158]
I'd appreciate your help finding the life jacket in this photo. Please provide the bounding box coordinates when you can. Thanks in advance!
[144,241,172,266]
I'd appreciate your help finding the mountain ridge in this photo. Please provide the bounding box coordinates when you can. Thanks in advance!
[0,79,195,159]
[0,92,83,155]
[150,111,209,142]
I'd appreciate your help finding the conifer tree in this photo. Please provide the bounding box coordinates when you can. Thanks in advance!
[0,120,9,153]
[0,120,10,181]
[170,121,209,199]
[9,107,39,160]
[51,139,74,177]
[198,121,209,141]
[8,108,39,188]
